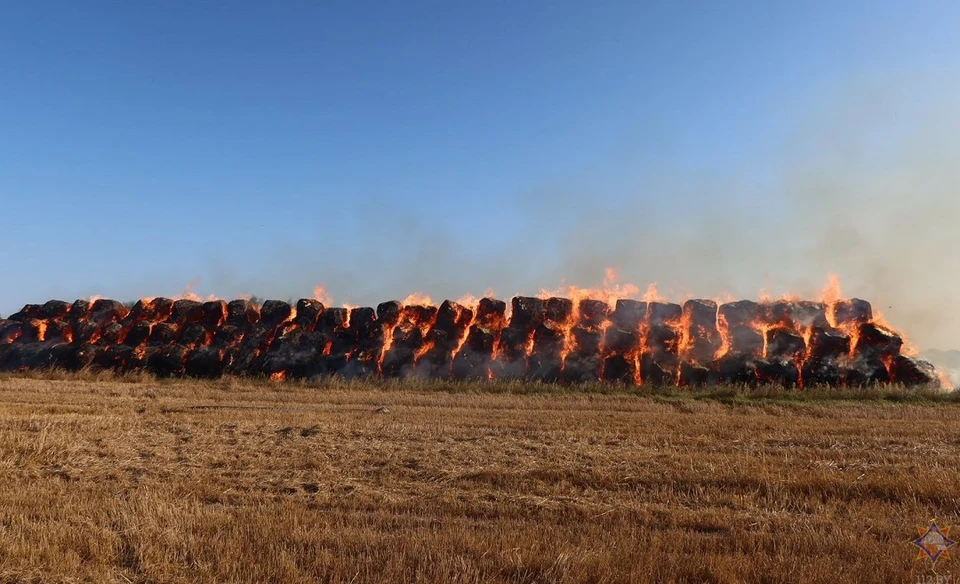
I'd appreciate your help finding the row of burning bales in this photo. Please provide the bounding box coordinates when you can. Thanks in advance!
[0,294,941,387]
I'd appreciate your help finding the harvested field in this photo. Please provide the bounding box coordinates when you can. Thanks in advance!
[0,374,958,583]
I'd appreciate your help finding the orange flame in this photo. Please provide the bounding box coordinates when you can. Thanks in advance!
[402,292,434,307]
[641,283,664,303]
[312,285,332,305]
[539,267,641,309]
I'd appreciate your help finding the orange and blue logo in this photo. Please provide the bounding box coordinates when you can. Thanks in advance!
[913,521,956,565]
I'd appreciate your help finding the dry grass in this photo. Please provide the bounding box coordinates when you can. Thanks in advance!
[0,374,957,583]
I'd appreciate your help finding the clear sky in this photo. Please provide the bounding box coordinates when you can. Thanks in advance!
[3,2,960,348]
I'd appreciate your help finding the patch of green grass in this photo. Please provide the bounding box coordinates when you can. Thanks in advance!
[1,369,955,406]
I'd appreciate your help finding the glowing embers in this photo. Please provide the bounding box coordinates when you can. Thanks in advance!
[0,288,942,389]
[452,298,507,381]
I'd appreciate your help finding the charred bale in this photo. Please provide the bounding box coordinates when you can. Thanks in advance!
[603,326,639,355]
[833,298,872,327]
[452,326,497,380]
[682,299,721,364]
[69,300,91,322]
[226,299,260,327]
[808,328,851,361]
[464,326,498,356]
[845,355,890,386]
[350,307,382,351]
[488,355,527,380]
[1,350,25,372]
[294,299,324,330]
[222,324,272,376]
[755,359,800,387]
[213,325,244,347]
[711,353,757,384]
[793,301,829,328]
[416,335,456,378]
[178,323,209,347]
[509,297,545,330]
[601,354,635,383]
[475,298,508,329]
[376,301,403,328]
[563,354,602,383]
[98,322,124,345]
[571,326,603,356]
[8,304,43,322]
[125,299,153,322]
[855,323,903,360]
[496,326,530,361]
[71,343,100,371]
[123,321,153,347]
[890,356,938,386]
[264,333,324,379]
[648,302,682,326]
[647,323,680,366]
[0,320,23,345]
[532,321,565,355]
[16,344,58,370]
[380,323,427,378]
[710,354,752,385]
[678,361,710,386]
[125,347,155,372]
[148,345,189,377]
[343,349,381,379]
[489,322,530,379]
[451,350,488,380]
[718,300,760,329]
[381,344,416,378]
[544,297,574,325]
[129,297,174,322]
[801,358,844,387]
[39,300,71,320]
[259,300,292,328]
[328,326,359,356]
[18,319,45,343]
[528,332,564,382]
[404,305,438,329]
[198,300,227,330]
[147,323,179,346]
[94,345,133,372]
[763,300,828,329]
[611,300,647,331]
[765,328,805,361]
[183,346,226,378]
[90,299,128,324]
[0,345,19,371]
[318,307,349,332]
[44,319,71,343]
[166,300,202,325]
[578,299,610,329]
[270,325,304,350]
[71,320,100,344]
[51,321,74,344]
[49,343,80,370]
[762,301,791,327]
[640,353,672,386]
[319,353,349,377]
[728,325,764,357]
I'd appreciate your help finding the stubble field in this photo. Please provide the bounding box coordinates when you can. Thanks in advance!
[0,373,958,583]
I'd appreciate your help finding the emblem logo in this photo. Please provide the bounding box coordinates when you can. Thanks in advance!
[913,521,957,565]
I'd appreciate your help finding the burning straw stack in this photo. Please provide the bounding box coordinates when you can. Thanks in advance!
[0,295,941,388]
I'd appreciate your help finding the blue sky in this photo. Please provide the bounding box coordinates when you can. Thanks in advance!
[3,1,960,347]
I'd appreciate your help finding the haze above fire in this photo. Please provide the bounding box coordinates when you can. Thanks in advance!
[175,75,960,351]
[3,6,958,351]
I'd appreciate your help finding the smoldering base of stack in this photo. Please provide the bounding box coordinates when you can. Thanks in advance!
[0,296,942,388]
